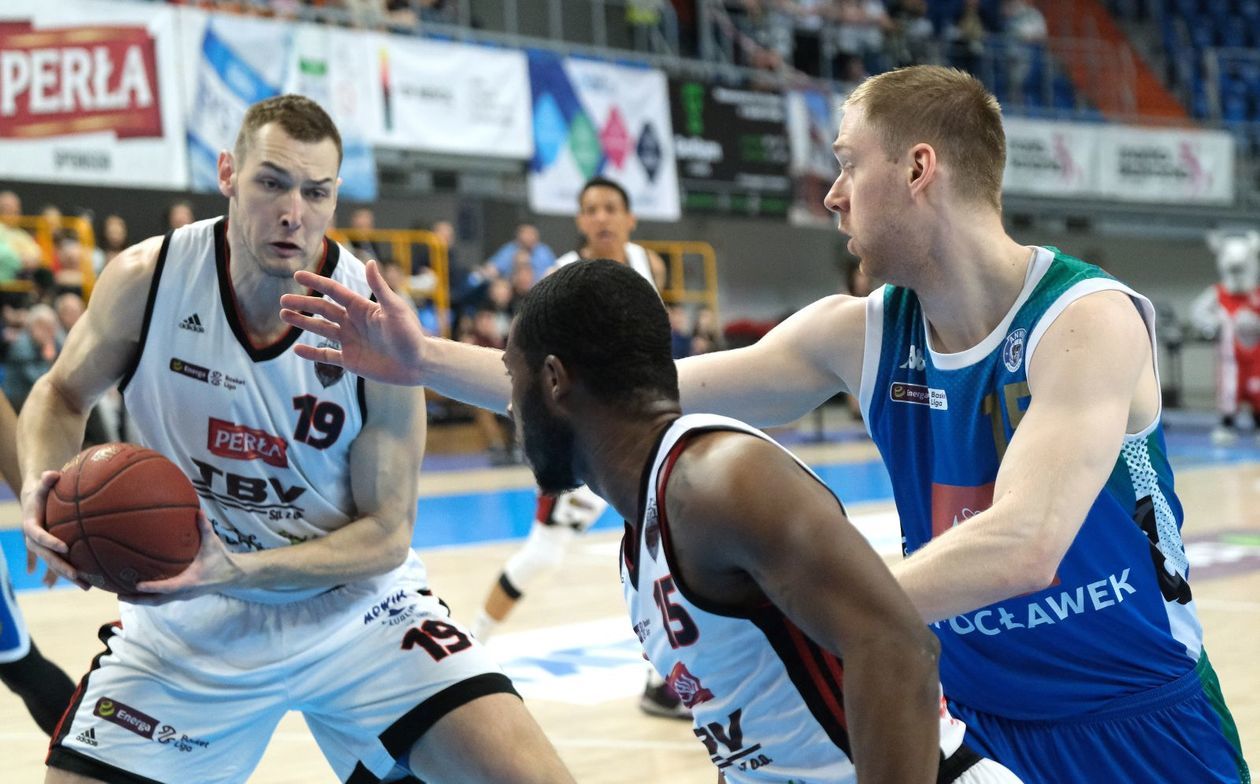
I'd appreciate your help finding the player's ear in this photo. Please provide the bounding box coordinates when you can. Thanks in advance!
[907,142,936,197]
[218,151,237,199]
[541,355,571,406]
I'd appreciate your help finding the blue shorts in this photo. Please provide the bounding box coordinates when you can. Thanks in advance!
[951,652,1250,784]
[0,549,31,663]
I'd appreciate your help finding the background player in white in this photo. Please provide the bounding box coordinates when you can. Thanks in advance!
[0,394,75,737]
[468,176,685,716]
[278,66,1248,782]
[19,95,573,784]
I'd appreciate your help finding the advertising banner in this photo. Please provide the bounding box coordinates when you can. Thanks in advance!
[1096,125,1234,205]
[0,0,187,188]
[180,9,377,200]
[369,36,531,160]
[669,79,790,216]
[1002,118,1101,198]
[527,50,679,221]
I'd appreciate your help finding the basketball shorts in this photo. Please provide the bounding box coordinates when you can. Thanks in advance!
[536,484,609,532]
[48,552,516,784]
[0,550,31,663]
[949,652,1251,784]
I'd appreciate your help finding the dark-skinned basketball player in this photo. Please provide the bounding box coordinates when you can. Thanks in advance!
[18,95,572,784]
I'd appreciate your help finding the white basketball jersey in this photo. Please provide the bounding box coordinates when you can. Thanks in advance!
[121,218,392,603]
[622,413,970,783]
[555,242,655,287]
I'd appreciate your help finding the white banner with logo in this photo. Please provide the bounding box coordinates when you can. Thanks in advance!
[527,50,679,221]
[367,37,532,159]
[1001,118,1100,198]
[0,0,187,188]
[785,88,846,226]
[1002,118,1235,205]
[1096,125,1234,205]
[177,9,378,200]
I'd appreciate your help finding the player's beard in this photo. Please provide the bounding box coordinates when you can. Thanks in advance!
[519,382,581,494]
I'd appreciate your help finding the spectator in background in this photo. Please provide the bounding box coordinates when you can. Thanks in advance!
[483,277,515,341]
[0,191,21,225]
[52,292,84,337]
[346,206,390,263]
[3,304,61,412]
[833,0,892,76]
[945,0,989,74]
[1002,0,1046,102]
[485,224,556,282]
[691,304,723,355]
[39,205,63,236]
[165,199,195,231]
[50,230,85,292]
[93,214,129,274]
[887,0,937,67]
[509,255,535,307]
[667,304,692,358]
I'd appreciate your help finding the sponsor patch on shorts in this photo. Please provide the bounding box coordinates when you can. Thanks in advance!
[94,697,157,739]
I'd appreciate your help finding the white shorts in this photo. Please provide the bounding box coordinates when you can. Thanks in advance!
[956,757,1025,783]
[49,553,513,783]
[0,549,31,663]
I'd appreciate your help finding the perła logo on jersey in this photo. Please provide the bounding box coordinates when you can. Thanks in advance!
[207,418,289,468]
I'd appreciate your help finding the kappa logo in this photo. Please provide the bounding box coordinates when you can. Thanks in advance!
[179,313,205,333]
[1003,329,1027,373]
[667,661,715,708]
[75,727,98,747]
[900,343,926,372]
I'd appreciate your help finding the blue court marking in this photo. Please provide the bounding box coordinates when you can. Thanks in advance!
[3,428,1252,593]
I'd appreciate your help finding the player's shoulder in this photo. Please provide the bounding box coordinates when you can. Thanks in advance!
[667,429,789,512]
[94,234,168,297]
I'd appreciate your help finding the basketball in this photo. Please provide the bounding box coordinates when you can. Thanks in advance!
[44,443,202,594]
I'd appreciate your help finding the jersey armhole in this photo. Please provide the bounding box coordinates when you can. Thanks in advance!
[118,231,174,395]
[856,286,887,437]
[1025,279,1162,438]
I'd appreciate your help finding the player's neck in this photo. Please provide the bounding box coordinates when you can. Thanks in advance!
[577,406,680,522]
[582,244,626,263]
[226,240,306,344]
[916,215,1032,355]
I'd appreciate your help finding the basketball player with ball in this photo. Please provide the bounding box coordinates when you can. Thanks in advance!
[19,95,572,784]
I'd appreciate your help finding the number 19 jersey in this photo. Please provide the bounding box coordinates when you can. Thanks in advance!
[121,217,375,604]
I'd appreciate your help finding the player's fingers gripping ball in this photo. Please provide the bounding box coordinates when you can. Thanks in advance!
[44,443,201,593]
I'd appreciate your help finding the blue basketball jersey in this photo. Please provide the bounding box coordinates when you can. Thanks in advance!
[862,247,1205,720]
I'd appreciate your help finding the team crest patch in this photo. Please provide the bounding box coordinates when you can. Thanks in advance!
[644,500,660,559]
[314,341,344,387]
[1002,328,1027,373]
[667,661,714,708]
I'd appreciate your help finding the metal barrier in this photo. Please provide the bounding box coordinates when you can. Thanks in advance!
[326,228,451,337]
[639,240,720,321]
[0,215,97,299]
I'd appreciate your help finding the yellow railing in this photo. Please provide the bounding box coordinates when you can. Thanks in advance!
[1,215,98,299]
[326,228,451,337]
[640,240,720,322]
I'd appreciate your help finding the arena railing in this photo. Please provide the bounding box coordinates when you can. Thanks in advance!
[326,228,451,337]
[640,240,721,323]
[0,215,98,300]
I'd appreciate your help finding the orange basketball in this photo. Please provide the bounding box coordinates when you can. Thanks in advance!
[44,443,201,594]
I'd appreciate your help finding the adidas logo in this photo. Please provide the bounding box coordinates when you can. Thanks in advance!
[179,313,205,333]
[75,727,98,746]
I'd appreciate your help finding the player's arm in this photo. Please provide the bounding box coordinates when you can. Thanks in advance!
[891,291,1153,621]
[677,294,865,427]
[137,379,426,597]
[18,236,160,583]
[282,261,513,413]
[668,433,940,784]
[0,395,21,493]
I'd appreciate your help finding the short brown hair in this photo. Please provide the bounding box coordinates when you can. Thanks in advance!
[845,66,1005,210]
[233,94,343,166]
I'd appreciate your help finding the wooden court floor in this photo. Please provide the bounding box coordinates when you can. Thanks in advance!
[1,440,1257,782]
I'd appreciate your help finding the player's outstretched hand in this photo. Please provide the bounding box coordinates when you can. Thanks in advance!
[20,470,88,590]
[128,513,240,604]
[280,259,427,387]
